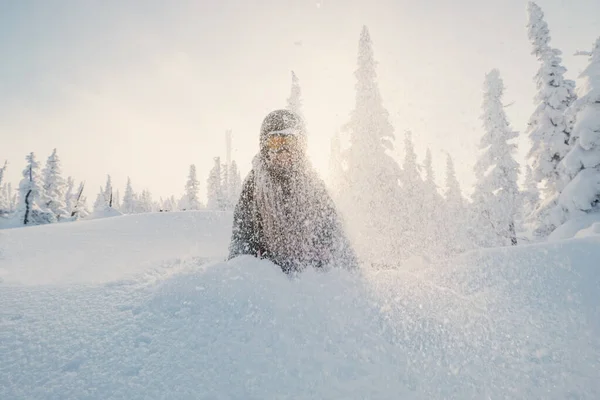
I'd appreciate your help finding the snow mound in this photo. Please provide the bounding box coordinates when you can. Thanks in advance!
[0,211,232,285]
[548,211,600,240]
[575,221,600,238]
[85,207,124,220]
[0,214,22,230]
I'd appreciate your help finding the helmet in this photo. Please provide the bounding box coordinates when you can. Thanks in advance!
[259,109,306,155]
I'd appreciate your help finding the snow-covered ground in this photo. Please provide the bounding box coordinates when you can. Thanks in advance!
[1,211,599,399]
[0,211,232,285]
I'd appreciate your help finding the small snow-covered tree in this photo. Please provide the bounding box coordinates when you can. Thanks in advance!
[41,148,68,220]
[161,195,177,211]
[397,131,426,257]
[186,164,202,210]
[71,181,89,219]
[5,183,16,213]
[526,2,576,214]
[401,131,423,198]
[104,175,113,208]
[421,148,444,254]
[444,154,463,208]
[442,154,469,253]
[422,149,440,200]
[227,160,242,206]
[472,70,520,247]
[207,158,225,210]
[522,165,540,217]
[328,131,345,195]
[64,176,75,216]
[113,189,121,211]
[18,152,55,225]
[220,161,232,209]
[551,38,600,225]
[0,161,8,214]
[286,70,305,124]
[138,189,154,213]
[122,177,136,214]
[0,160,6,187]
[93,186,106,212]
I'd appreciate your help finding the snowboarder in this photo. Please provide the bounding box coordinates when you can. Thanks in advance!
[228,109,357,273]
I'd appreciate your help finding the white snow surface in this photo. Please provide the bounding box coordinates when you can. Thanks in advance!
[1,211,599,399]
[575,221,600,238]
[84,207,124,221]
[547,211,600,241]
[0,211,232,285]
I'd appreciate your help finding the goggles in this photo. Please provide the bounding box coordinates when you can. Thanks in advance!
[265,131,301,152]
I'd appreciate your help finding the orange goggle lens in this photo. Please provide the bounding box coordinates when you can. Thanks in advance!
[265,134,299,151]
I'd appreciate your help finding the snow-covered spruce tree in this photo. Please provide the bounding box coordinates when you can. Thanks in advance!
[339,26,401,265]
[122,177,136,214]
[286,71,305,125]
[421,148,444,252]
[221,161,230,209]
[443,154,469,253]
[525,1,577,235]
[64,176,75,217]
[177,194,189,211]
[6,183,16,213]
[522,165,540,217]
[551,38,600,225]
[401,131,423,199]
[104,175,113,208]
[0,161,8,215]
[18,152,56,225]
[207,158,226,210]
[328,131,345,196]
[93,186,106,212]
[138,190,153,213]
[41,148,68,221]
[71,181,89,219]
[0,160,6,186]
[472,70,520,247]
[396,131,425,257]
[186,164,202,210]
[113,189,121,211]
[162,195,175,211]
[227,160,242,207]
[445,154,463,208]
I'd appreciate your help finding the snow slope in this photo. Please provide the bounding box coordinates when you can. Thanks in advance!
[1,212,599,399]
[0,211,232,285]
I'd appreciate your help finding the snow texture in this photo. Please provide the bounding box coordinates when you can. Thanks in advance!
[1,212,599,399]
[547,211,600,241]
[0,211,232,285]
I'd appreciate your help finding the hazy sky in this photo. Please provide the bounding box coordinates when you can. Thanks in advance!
[1,0,598,201]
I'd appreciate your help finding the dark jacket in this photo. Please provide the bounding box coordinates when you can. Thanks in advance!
[227,169,357,273]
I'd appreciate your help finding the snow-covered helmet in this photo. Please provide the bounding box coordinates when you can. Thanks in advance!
[259,109,306,157]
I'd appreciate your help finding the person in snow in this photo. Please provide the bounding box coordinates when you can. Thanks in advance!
[228,109,357,273]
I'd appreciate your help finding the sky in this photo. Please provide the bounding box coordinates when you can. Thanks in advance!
[1,0,599,202]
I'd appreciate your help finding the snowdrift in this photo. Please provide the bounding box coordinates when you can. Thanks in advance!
[1,211,599,399]
[548,211,600,241]
[0,210,232,285]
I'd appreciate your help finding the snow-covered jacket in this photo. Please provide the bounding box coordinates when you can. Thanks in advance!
[227,166,357,273]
